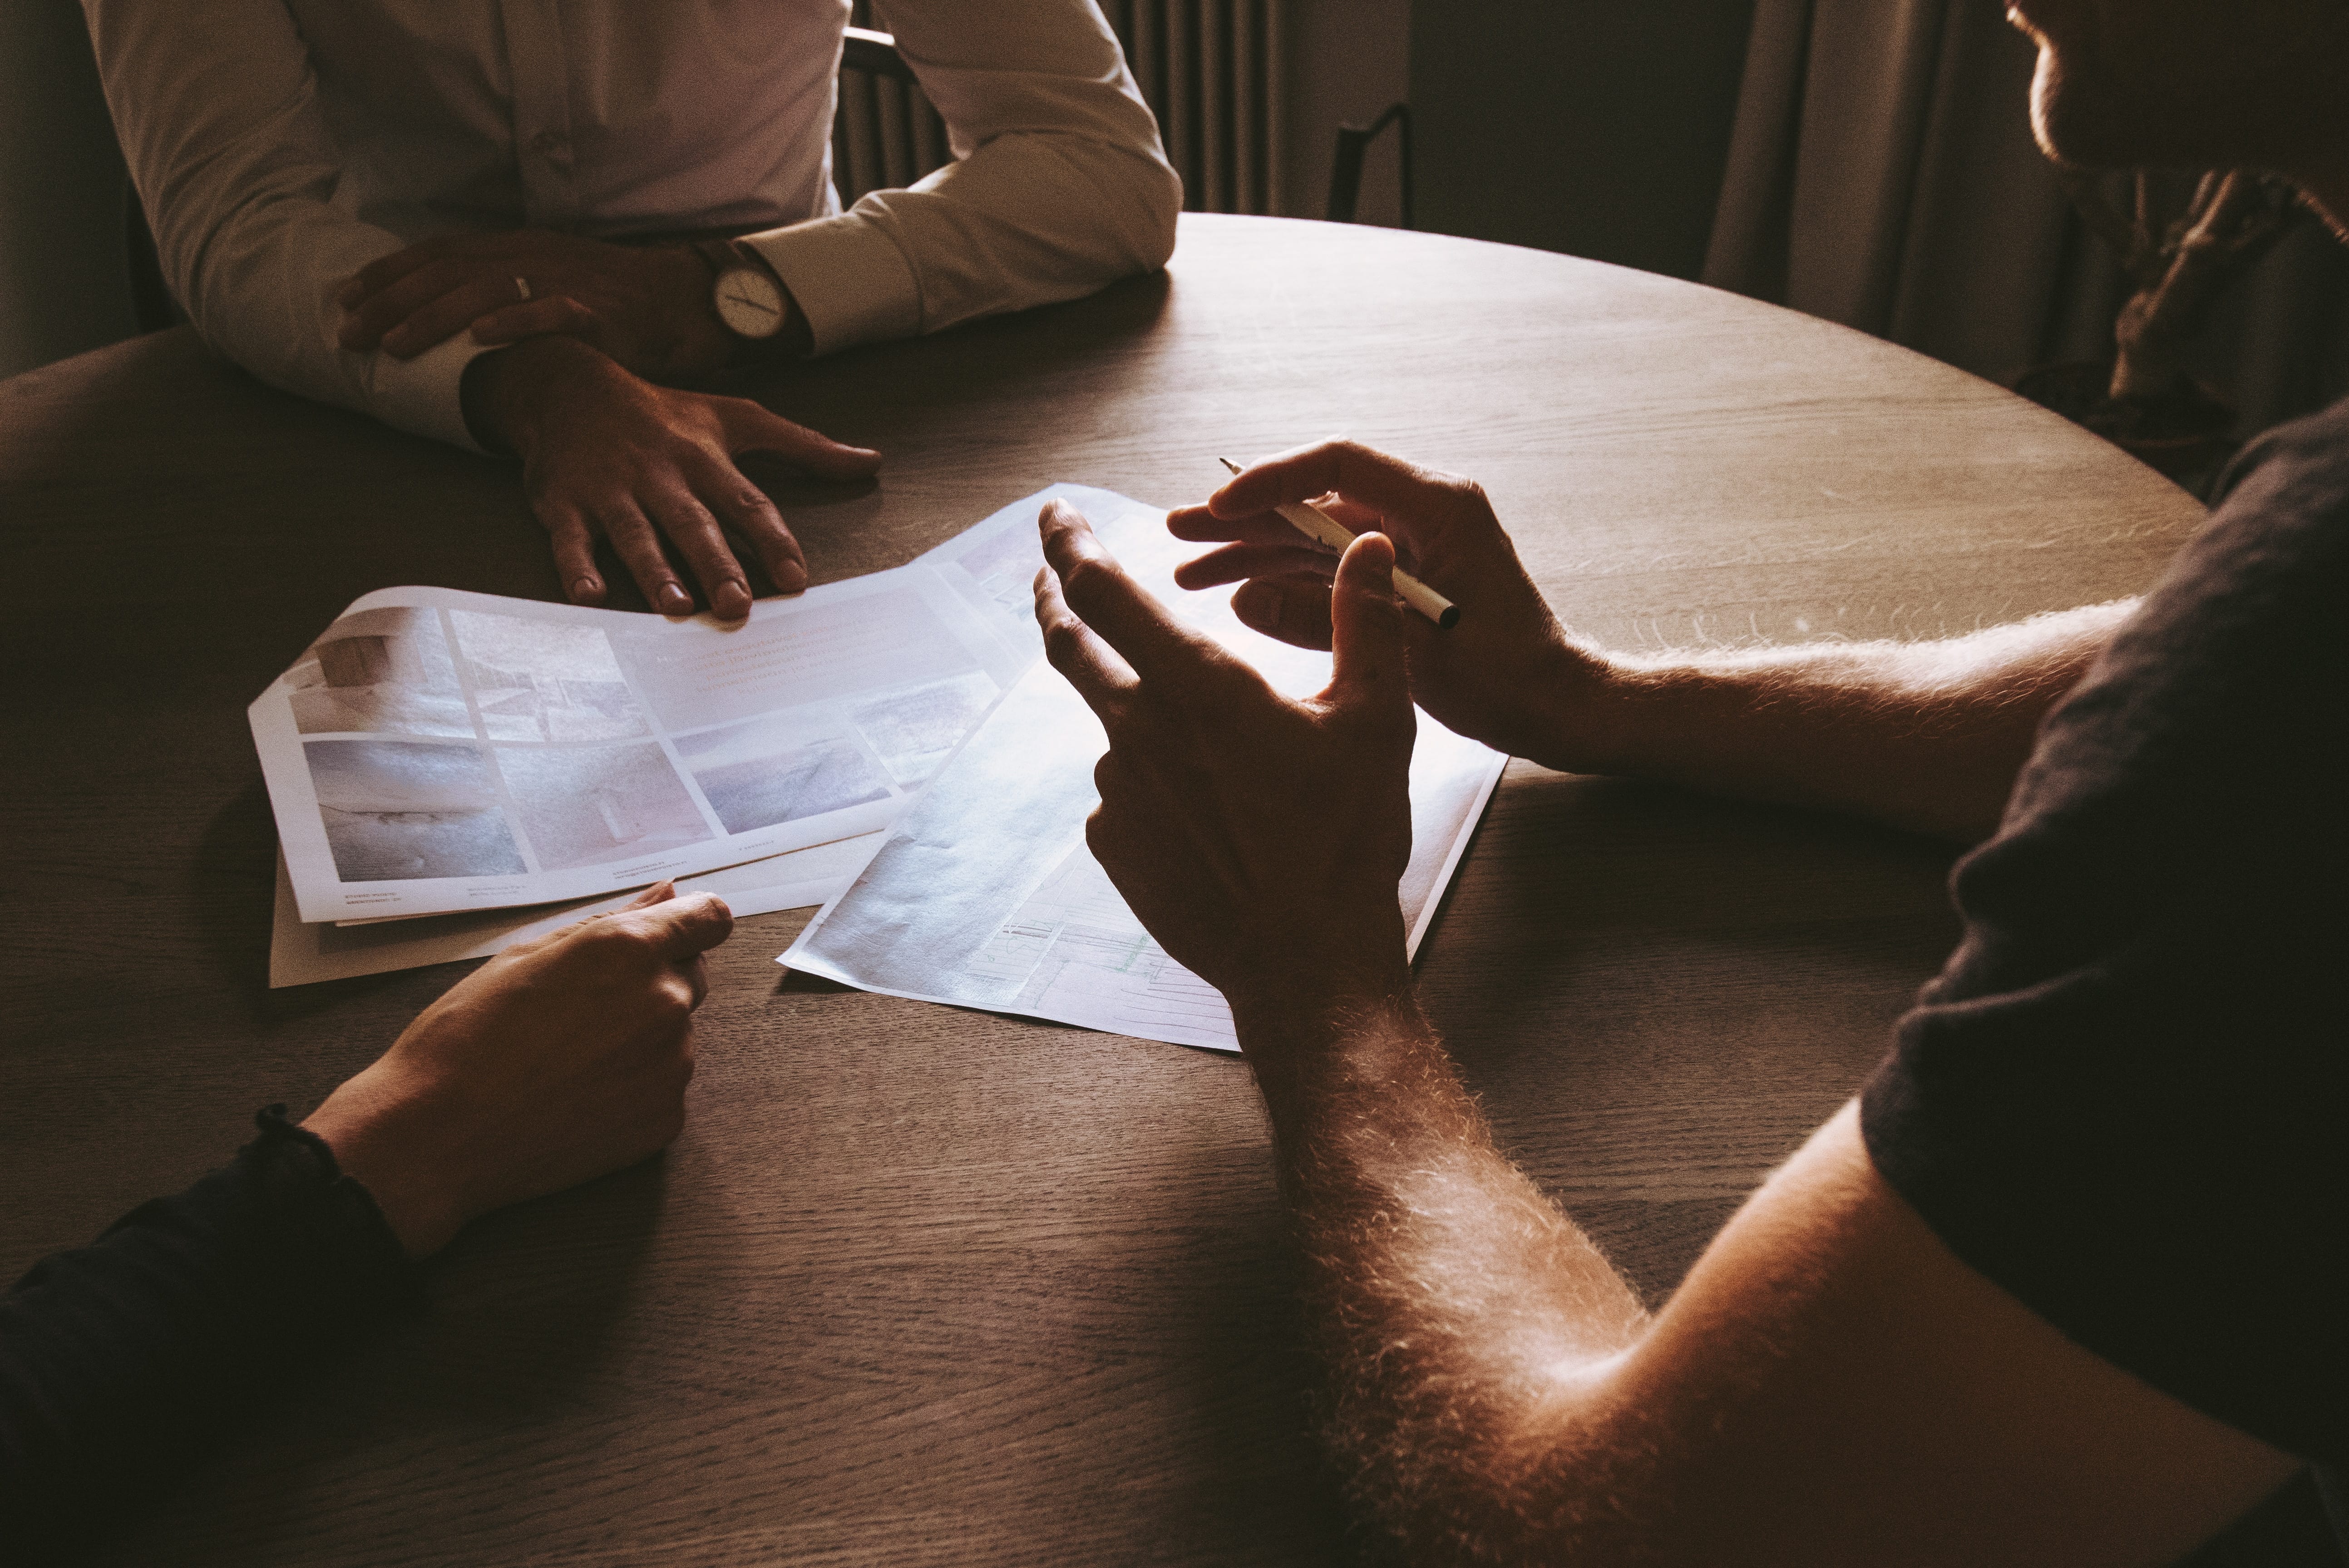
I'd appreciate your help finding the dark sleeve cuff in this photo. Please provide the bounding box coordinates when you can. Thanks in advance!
[0,1105,426,1554]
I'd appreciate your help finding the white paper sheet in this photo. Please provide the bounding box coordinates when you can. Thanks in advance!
[250,485,1124,924]
[780,494,1507,1053]
[268,833,884,987]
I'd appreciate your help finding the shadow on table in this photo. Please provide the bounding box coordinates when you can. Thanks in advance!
[1414,768,1963,1306]
[93,1154,675,1568]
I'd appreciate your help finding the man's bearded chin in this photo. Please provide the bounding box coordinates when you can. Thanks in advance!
[2025,45,2180,172]
[2023,21,2343,180]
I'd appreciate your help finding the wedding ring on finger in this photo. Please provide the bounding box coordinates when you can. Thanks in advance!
[514,276,533,301]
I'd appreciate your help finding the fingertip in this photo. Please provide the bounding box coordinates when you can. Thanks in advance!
[1166,504,1222,541]
[689,891,736,942]
[713,580,753,621]
[627,879,677,908]
[1346,529,1398,577]
[647,889,734,953]
[568,575,606,606]
[1038,498,1093,543]
[820,442,882,478]
[774,559,807,595]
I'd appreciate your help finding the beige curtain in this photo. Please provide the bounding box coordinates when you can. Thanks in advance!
[1701,0,2349,438]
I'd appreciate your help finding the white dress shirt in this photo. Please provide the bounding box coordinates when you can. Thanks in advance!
[80,0,1181,449]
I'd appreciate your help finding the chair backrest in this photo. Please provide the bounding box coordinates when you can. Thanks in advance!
[832,24,950,206]
[1327,104,1413,228]
[121,24,951,335]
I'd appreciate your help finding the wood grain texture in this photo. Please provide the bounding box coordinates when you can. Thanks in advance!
[0,214,2202,1565]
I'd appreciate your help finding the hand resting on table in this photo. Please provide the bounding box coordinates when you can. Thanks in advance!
[303,879,734,1257]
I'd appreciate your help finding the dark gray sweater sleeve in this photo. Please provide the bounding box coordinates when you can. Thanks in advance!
[0,1107,423,1558]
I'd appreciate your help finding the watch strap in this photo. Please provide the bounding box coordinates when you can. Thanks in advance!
[691,237,745,279]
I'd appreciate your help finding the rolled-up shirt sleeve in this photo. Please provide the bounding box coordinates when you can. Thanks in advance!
[79,0,491,449]
[744,0,1183,356]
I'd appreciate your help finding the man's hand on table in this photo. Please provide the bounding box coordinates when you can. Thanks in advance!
[338,228,795,380]
[1031,497,1419,1044]
[1170,440,1627,775]
[301,882,733,1258]
[460,336,881,618]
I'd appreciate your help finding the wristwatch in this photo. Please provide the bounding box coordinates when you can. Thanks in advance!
[693,238,792,345]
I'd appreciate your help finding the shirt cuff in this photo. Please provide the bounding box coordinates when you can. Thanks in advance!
[741,213,922,356]
[356,331,497,454]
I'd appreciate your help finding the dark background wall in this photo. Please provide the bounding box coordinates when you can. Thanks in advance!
[1408,0,1757,280]
[0,0,137,378]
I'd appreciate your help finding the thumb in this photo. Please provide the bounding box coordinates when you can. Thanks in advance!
[635,890,735,962]
[1326,532,1409,715]
[730,403,882,481]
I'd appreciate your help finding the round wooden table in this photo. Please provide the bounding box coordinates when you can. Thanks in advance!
[0,213,2200,1566]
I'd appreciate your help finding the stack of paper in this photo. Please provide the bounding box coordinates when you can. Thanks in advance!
[781,493,1506,1053]
[255,486,1127,986]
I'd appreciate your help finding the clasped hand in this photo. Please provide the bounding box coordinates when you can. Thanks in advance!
[338,229,731,380]
[340,231,878,620]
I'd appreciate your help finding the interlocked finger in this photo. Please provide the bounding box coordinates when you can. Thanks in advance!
[340,258,488,350]
[467,295,599,347]
[385,276,532,358]
[341,232,521,306]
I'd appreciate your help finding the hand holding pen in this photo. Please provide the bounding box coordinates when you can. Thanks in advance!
[1215,457,1459,627]
[1168,439,1619,774]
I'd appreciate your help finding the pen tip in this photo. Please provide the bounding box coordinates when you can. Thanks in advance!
[1216,457,1241,475]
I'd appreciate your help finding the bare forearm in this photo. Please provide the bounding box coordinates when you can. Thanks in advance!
[1569,602,2136,840]
[1239,994,1650,1559]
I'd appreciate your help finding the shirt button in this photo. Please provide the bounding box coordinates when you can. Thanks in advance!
[529,130,568,158]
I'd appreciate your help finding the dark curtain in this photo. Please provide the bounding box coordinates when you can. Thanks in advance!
[1701,0,2349,439]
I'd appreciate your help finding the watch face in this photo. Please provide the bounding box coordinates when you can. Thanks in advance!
[715,266,787,339]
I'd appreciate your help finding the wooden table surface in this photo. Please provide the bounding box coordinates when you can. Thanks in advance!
[0,213,2202,1566]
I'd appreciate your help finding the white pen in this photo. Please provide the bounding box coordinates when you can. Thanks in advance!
[1216,457,1460,629]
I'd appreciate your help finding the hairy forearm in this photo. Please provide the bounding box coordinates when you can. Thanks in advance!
[1240,994,1652,1561]
[1568,601,2136,840]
